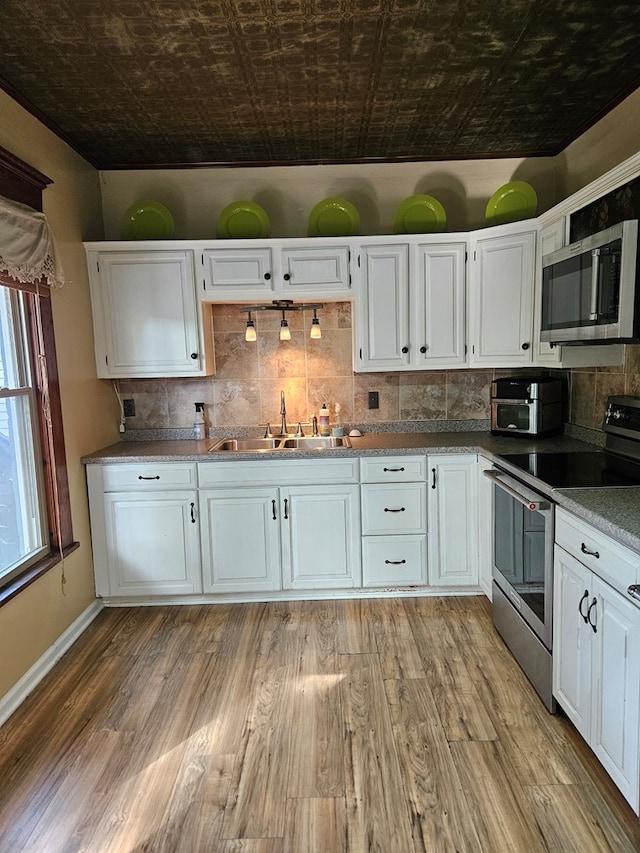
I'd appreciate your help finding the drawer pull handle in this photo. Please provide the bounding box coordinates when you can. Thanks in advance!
[628,584,640,602]
[384,507,406,513]
[587,597,598,633]
[578,589,589,623]
[383,467,405,472]
[581,542,600,558]
[190,502,196,524]
[138,475,160,480]
[385,559,406,565]
[272,499,277,520]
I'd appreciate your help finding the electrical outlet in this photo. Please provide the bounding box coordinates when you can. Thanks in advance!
[368,390,379,409]
[123,398,136,417]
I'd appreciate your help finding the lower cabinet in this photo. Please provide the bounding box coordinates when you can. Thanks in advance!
[86,463,202,597]
[554,511,640,813]
[360,455,428,587]
[198,460,361,594]
[427,454,479,586]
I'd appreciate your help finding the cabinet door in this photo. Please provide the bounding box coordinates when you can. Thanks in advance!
[102,491,201,596]
[552,546,592,738]
[414,242,466,367]
[282,485,361,589]
[427,455,478,586]
[469,229,535,366]
[200,488,281,593]
[202,247,274,298]
[280,245,351,295]
[357,244,410,370]
[591,575,640,808]
[90,250,205,378]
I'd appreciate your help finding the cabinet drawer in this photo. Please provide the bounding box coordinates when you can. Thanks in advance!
[101,463,197,491]
[362,535,427,587]
[555,508,638,595]
[360,455,426,483]
[198,457,359,487]
[361,483,427,535]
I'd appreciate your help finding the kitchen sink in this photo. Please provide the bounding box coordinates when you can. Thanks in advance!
[208,437,282,452]
[280,435,352,449]
[208,434,352,452]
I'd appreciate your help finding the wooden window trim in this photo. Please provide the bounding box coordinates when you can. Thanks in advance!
[0,147,76,606]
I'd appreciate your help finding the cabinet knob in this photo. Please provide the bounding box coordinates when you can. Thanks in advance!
[190,353,198,360]
[401,346,409,354]
[264,272,271,280]
[420,346,427,354]
[521,342,530,350]
[283,273,291,281]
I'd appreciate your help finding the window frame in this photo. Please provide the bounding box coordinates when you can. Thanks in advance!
[0,145,77,605]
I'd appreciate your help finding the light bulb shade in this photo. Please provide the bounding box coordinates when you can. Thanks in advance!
[279,318,291,341]
[245,320,257,342]
[310,318,321,339]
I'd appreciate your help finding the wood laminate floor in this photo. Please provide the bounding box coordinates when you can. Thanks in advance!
[1,596,639,852]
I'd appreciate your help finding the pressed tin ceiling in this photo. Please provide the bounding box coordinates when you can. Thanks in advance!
[0,1,639,169]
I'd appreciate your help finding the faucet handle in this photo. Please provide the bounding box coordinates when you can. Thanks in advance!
[294,422,305,437]
[312,415,318,436]
[263,423,273,438]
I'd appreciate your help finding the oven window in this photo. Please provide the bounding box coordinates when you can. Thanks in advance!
[494,403,531,431]
[494,486,546,622]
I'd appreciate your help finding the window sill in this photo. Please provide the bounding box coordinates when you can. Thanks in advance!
[0,542,80,608]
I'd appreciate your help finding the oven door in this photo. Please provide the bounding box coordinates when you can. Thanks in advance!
[484,468,555,650]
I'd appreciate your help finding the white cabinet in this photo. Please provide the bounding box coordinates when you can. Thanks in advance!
[84,244,214,378]
[86,463,202,598]
[554,510,640,813]
[201,240,352,300]
[357,243,410,371]
[468,223,535,366]
[414,242,466,367]
[198,459,361,594]
[360,455,427,587]
[356,238,466,372]
[427,454,479,587]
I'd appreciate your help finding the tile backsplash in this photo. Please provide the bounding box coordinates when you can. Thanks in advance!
[116,302,640,435]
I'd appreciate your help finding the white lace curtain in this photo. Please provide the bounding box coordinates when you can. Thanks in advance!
[0,193,64,288]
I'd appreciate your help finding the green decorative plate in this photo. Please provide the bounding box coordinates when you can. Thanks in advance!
[121,200,174,240]
[393,194,446,234]
[485,181,537,225]
[217,200,270,239]
[308,197,360,237]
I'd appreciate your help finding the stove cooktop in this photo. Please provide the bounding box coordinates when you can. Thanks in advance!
[499,451,640,489]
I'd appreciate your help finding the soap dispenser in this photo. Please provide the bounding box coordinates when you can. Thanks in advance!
[319,403,331,436]
[193,402,206,440]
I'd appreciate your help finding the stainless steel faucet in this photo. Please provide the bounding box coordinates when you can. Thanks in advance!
[280,390,287,435]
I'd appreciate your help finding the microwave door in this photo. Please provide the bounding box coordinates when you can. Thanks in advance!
[541,253,593,338]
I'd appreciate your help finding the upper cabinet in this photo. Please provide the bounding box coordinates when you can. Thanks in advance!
[85,244,214,379]
[201,239,352,301]
[532,218,565,366]
[468,223,536,367]
[355,237,466,372]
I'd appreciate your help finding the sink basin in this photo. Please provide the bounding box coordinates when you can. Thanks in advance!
[208,435,352,452]
[280,435,352,449]
[208,437,281,452]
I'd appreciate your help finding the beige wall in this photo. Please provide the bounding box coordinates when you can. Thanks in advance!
[100,156,558,239]
[557,87,640,198]
[0,91,118,700]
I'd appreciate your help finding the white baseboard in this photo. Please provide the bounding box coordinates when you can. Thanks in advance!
[0,598,104,728]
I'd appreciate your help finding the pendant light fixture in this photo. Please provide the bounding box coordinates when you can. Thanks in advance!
[239,300,324,342]
[245,311,257,342]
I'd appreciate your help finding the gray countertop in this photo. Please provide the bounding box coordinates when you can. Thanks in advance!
[81,430,640,557]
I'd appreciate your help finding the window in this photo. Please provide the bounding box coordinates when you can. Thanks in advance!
[0,144,76,604]
[0,286,49,582]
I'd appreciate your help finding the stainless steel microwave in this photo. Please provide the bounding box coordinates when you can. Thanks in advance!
[540,219,639,344]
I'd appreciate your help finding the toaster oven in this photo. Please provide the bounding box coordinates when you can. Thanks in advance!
[490,377,563,437]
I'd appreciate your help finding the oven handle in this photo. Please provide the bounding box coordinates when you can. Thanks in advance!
[483,469,551,511]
